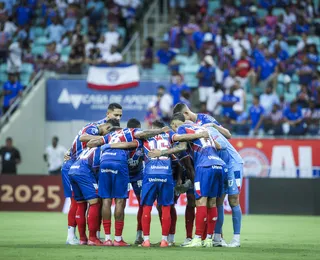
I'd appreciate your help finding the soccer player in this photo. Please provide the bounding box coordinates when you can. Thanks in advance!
[87,119,170,246]
[68,146,103,246]
[62,102,123,245]
[62,122,112,245]
[149,113,226,248]
[142,119,209,248]
[173,103,244,247]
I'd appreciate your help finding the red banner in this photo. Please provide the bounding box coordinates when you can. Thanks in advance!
[0,175,64,212]
[229,139,320,178]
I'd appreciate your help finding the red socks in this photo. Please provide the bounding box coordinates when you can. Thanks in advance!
[137,205,143,231]
[76,202,88,241]
[103,220,111,236]
[142,205,152,236]
[207,207,217,237]
[68,197,78,227]
[202,223,207,240]
[195,206,207,237]
[161,206,171,236]
[169,206,177,235]
[115,220,124,236]
[185,205,195,239]
[88,203,100,240]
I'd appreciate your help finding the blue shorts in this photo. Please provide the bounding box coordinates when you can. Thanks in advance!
[224,163,243,195]
[194,165,224,200]
[129,170,143,198]
[140,174,174,206]
[99,160,130,199]
[68,165,99,201]
[61,159,74,198]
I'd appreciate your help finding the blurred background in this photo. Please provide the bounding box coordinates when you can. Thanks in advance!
[0,0,319,215]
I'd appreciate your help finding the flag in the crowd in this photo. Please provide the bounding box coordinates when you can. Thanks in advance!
[87,64,140,90]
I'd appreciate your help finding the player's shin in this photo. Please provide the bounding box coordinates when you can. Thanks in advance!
[214,204,224,242]
[185,205,195,239]
[67,197,78,240]
[232,204,242,241]
[195,205,207,238]
[142,205,152,241]
[207,206,217,239]
[168,206,177,244]
[114,199,126,242]
[87,202,101,241]
[102,199,112,241]
[135,197,143,244]
[75,202,88,242]
[161,206,171,241]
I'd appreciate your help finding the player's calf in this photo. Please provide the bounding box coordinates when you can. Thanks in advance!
[113,198,130,246]
[87,199,103,246]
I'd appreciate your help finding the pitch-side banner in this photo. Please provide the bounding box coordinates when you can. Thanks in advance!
[87,64,140,90]
[228,138,320,178]
[46,79,168,122]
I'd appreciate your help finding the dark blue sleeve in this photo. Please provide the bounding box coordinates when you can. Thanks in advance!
[102,134,110,144]
[177,126,186,135]
[85,125,99,135]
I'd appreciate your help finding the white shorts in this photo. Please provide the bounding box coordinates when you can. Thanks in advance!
[199,87,212,103]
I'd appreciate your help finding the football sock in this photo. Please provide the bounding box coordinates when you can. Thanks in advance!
[103,220,111,238]
[168,234,175,243]
[142,206,152,237]
[214,205,224,236]
[161,206,171,236]
[144,235,150,241]
[214,233,221,241]
[88,203,100,240]
[207,207,217,237]
[68,198,77,228]
[162,235,168,241]
[195,206,207,237]
[202,223,207,240]
[76,202,87,241]
[67,226,76,240]
[233,234,240,241]
[169,206,177,235]
[137,205,143,231]
[185,205,195,239]
[232,205,242,236]
[115,220,124,239]
[114,236,122,242]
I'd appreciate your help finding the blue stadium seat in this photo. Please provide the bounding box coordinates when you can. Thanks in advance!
[0,63,7,73]
[257,8,268,18]
[20,72,31,86]
[272,8,285,16]
[21,63,34,74]
[184,74,198,88]
[152,64,169,76]
[181,64,200,74]
[284,92,296,103]
[60,46,72,56]
[175,55,188,65]
[232,17,247,26]
[60,55,69,63]
[288,46,297,56]
[117,27,126,39]
[35,36,50,45]
[31,44,46,56]
[30,26,45,38]
[208,1,220,14]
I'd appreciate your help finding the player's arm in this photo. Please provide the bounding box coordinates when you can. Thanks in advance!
[87,137,105,148]
[180,156,194,183]
[104,140,139,149]
[202,123,232,139]
[148,142,188,158]
[172,131,209,142]
[134,126,171,139]
[79,134,102,143]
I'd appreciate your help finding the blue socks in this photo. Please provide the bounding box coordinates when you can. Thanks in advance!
[232,205,242,235]
[214,205,224,234]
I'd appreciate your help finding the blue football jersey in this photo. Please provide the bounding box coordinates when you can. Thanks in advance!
[73,147,101,172]
[143,131,175,175]
[101,128,140,163]
[196,114,243,164]
[177,124,225,167]
[128,141,144,176]
[70,123,100,160]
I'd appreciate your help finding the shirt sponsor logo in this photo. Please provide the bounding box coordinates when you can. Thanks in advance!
[70,165,80,169]
[151,165,169,170]
[101,169,118,174]
[148,178,167,182]
[102,152,117,156]
[212,165,222,170]
[208,156,220,160]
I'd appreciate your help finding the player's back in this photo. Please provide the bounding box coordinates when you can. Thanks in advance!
[177,123,225,167]
[70,147,101,173]
[143,132,174,176]
[128,143,144,176]
[101,128,137,163]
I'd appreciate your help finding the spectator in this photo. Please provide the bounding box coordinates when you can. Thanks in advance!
[207,84,223,116]
[256,50,278,91]
[296,33,309,52]
[86,47,102,65]
[248,95,265,137]
[199,33,215,59]
[169,75,190,105]
[233,50,254,88]
[7,39,22,73]
[260,85,280,114]
[283,5,296,26]
[104,23,122,52]
[233,80,246,114]
[41,42,62,71]
[102,45,123,65]
[169,19,182,49]
[304,101,320,134]
[232,29,251,60]
[264,104,284,135]
[0,137,21,175]
[2,73,23,115]
[220,87,240,121]
[141,37,154,69]
[197,55,216,103]
[44,136,67,175]
[68,46,84,74]
[223,68,236,93]
[296,85,311,108]
[297,57,313,86]
[16,0,31,26]
[283,102,306,136]
[156,40,177,65]
[0,2,7,22]
[45,17,66,43]
[306,44,319,70]
[265,8,278,28]
[4,16,17,36]
[87,0,105,26]
[96,35,109,57]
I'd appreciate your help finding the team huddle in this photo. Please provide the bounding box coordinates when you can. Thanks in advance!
[61,102,243,248]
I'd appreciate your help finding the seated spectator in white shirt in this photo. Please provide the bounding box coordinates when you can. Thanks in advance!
[206,84,223,116]
[7,40,22,73]
[96,35,109,56]
[102,45,123,65]
[223,69,236,93]
[104,23,121,51]
[260,85,280,114]
[44,136,67,175]
[233,80,246,113]
[232,29,251,60]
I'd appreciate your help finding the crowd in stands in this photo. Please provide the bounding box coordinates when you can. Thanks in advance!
[144,0,320,136]
[0,0,146,116]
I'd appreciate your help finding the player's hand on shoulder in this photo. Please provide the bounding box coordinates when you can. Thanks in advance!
[200,130,209,139]
[161,126,171,133]
[64,151,71,161]
[148,149,162,158]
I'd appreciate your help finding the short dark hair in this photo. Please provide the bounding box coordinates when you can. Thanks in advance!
[127,118,141,128]
[146,37,154,48]
[6,137,12,142]
[157,85,166,90]
[53,136,59,142]
[171,112,185,123]
[106,118,120,127]
[173,103,188,114]
[108,103,122,111]
[152,120,165,128]
[253,95,260,101]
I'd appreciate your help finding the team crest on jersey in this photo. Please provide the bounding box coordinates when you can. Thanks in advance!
[238,148,270,177]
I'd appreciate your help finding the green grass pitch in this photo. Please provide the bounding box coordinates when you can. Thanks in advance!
[0,212,319,260]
